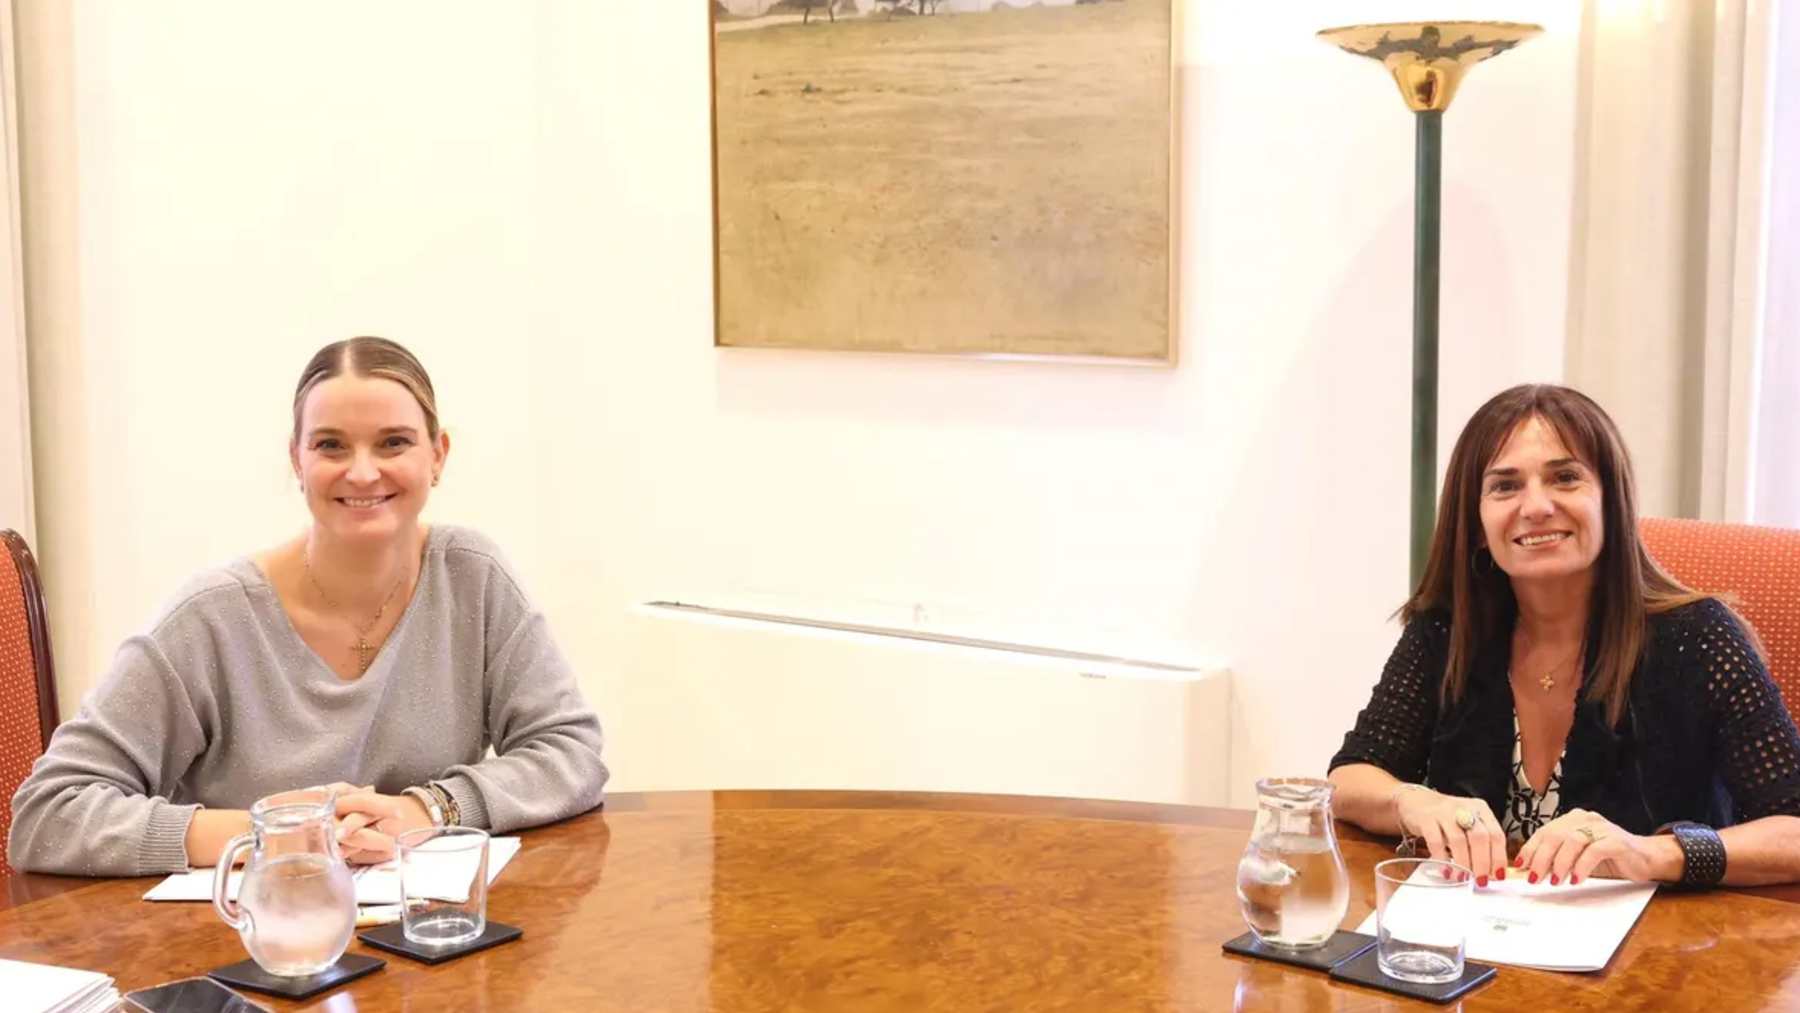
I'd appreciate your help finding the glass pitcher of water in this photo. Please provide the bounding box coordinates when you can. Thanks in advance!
[1235,777,1350,949]
[211,788,357,976]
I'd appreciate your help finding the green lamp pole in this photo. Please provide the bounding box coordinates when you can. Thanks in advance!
[1318,21,1541,589]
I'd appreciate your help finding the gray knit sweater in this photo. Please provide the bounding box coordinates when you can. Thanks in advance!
[8,525,607,876]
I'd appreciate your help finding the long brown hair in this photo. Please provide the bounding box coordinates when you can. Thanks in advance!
[1402,384,1704,727]
[291,336,441,443]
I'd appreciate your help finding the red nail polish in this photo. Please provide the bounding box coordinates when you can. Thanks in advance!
[1513,854,1524,868]
[1528,871,1539,884]
[1495,867,1506,881]
[1550,874,1561,886]
[1571,874,1582,885]
[1476,875,1488,888]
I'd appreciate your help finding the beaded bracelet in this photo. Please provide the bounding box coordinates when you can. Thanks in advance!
[424,781,462,828]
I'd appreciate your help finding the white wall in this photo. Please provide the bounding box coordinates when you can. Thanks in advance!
[19,0,1579,808]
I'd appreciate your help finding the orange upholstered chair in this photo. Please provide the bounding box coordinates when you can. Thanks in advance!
[1639,517,1800,723]
[0,530,59,874]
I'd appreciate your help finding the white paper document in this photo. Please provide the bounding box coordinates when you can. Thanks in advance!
[0,958,120,1013]
[143,836,522,905]
[1354,877,1658,972]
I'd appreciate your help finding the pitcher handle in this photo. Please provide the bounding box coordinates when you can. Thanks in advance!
[211,832,255,932]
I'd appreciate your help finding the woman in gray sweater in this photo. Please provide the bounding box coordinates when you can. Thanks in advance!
[8,337,608,876]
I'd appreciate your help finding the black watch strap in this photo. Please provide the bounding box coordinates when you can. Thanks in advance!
[1659,821,1727,887]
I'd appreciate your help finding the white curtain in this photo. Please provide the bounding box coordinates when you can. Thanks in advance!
[1749,1,1797,526]
[0,0,35,544]
[1568,0,1788,525]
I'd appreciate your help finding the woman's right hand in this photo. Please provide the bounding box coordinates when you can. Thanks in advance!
[312,783,391,864]
[1393,787,1506,885]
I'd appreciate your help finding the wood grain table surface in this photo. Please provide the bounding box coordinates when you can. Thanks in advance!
[2,790,1797,1011]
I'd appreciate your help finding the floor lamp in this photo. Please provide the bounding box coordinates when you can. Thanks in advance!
[1318,21,1542,588]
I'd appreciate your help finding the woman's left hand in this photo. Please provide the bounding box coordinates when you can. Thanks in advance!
[1515,808,1669,884]
[333,789,434,864]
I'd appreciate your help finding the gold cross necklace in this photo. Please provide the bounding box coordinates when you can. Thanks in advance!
[304,545,408,675]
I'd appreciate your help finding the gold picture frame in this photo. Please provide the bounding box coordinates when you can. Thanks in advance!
[710,0,1177,363]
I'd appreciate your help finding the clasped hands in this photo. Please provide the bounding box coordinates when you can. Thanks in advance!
[1394,788,1672,887]
[318,783,435,865]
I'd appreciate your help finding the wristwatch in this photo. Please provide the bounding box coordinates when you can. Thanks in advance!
[1656,821,1726,887]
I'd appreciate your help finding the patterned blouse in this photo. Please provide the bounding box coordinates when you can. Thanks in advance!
[1502,712,1564,843]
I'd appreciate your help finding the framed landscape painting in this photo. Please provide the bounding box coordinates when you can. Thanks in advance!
[710,0,1175,362]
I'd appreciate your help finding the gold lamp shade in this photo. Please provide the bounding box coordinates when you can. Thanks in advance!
[1318,21,1542,112]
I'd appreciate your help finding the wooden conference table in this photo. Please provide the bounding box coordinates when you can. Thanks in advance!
[2,790,1798,1011]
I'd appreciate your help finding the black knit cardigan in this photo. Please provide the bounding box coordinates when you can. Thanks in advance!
[1329,598,1800,834]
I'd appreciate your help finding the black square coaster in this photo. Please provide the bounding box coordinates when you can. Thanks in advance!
[357,920,524,964]
[207,953,385,1000]
[1328,946,1498,1004]
[1221,930,1377,972]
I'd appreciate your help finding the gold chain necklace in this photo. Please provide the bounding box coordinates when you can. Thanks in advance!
[304,546,408,674]
[1515,635,1584,693]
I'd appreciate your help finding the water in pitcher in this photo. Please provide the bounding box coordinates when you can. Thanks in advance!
[236,853,357,976]
[1236,833,1351,948]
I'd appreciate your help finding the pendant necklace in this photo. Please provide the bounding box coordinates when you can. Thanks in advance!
[304,545,407,674]
[1517,636,1584,693]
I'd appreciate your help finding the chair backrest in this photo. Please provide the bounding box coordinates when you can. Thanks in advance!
[1639,517,1800,721]
[0,529,59,874]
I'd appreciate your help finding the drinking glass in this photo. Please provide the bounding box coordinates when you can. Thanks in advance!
[1235,777,1351,949]
[397,826,489,946]
[1374,858,1472,983]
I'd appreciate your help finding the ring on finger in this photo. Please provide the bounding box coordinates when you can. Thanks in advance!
[1455,808,1477,831]
[1576,825,1605,844]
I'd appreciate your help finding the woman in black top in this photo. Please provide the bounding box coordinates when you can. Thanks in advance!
[1328,384,1800,888]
